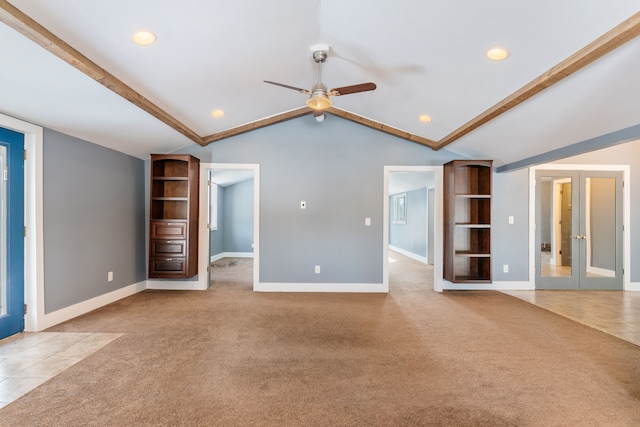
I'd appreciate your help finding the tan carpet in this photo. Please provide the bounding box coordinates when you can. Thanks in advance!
[2,254,640,426]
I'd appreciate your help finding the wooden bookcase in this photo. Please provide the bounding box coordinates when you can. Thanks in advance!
[443,160,492,283]
[149,154,200,278]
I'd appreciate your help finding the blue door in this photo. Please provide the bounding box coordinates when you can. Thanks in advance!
[0,127,24,340]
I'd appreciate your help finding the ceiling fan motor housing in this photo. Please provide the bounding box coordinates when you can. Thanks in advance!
[312,50,328,63]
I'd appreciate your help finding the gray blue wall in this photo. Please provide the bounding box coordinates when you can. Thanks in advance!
[43,129,145,313]
[492,138,640,283]
[491,168,530,282]
[176,115,458,284]
[210,178,255,257]
[38,113,640,307]
[222,178,254,253]
[210,185,225,257]
[389,187,427,258]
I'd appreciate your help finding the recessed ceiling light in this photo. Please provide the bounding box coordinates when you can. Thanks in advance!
[211,110,225,118]
[132,31,156,46]
[486,47,509,61]
[419,115,432,123]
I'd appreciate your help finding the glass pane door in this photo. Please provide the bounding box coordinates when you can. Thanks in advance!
[579,172,623,290]
[536,171,579,289]
[536,170,623,290]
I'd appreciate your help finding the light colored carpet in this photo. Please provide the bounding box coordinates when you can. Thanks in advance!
[1,254,639,426]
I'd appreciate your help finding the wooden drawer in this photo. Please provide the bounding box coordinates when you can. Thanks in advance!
[149,257,187,276]
[150,221,187,239]
[150,239,187,257]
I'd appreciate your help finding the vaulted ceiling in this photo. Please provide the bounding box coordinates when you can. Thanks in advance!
[1,1,639,167]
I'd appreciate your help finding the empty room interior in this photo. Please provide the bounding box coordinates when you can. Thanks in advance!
[1,1,640,425]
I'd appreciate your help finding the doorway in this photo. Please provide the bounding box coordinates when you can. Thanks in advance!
[205,164,259,290]
[535,169,623,290]
[0,127,25,340]
[383,166,443,292]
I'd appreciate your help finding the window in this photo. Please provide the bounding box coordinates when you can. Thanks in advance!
[392,193,406,224]
[209,178,218,230]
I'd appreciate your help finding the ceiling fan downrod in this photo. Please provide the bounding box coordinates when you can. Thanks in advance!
[308,50,331,109]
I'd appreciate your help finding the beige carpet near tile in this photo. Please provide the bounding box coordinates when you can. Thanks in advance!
[2,254,640,426]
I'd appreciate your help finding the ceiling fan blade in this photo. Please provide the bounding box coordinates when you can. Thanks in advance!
[329,82,377,96]
[264,80,310,95]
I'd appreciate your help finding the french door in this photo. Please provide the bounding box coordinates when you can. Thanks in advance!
[535,170,623,290]
[0,127,24,340]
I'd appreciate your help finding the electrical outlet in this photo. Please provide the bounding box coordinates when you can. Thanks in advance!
[315,265,321,274]
[503,265,509,273]
[108,271,114,282]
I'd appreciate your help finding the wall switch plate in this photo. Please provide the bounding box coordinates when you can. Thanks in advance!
[108,271,114,282]
[503,265,509,273]
[508,216,514,224]
[300,201,306,209]
[315,265,321,274]
[365,217,371,226]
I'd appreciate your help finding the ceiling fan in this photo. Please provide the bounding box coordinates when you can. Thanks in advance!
[264,49,377,112]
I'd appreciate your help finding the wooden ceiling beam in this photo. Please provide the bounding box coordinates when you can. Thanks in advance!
[435,12,640,150]
[4,0,638,153]
[0,0,203,145]
[327,108,438,149]
[201,107,312,145]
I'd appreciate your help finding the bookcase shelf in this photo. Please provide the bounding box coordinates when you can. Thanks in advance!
[149,154,200,279]
[444,160,493,283]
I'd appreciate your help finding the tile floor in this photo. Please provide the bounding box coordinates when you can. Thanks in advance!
[0,332,122,409]
[503,290,640,346]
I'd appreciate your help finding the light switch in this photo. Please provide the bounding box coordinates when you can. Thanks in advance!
[365,217,371,226]
[508,216,514,224]
[300,201,306,209]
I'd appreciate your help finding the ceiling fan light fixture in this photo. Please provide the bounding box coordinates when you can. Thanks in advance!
[306,95,332,110]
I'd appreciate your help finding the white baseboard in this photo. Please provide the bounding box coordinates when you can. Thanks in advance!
[389,245,428,264]
[255,282,388,293]
[210,252,254,263]
[625,282,640,291]
[145,279,207,291]
[441,280,535,291]
[35,281,146,331]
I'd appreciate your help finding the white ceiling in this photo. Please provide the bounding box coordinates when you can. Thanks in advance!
[1,1,639,165]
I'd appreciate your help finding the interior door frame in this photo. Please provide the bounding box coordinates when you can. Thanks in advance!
[529,164,631,290]
[0,113,44,332]
[383,166,443,292]
[201,163,260,291]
